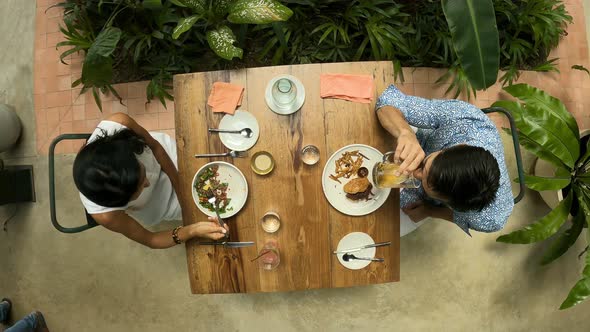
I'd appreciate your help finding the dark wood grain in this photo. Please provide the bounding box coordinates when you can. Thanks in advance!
[173,61,400,294]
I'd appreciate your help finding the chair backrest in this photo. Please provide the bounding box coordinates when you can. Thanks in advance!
[49,133,99,233]
[481,107,525,204]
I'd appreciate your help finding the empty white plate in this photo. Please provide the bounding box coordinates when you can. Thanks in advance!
[336,232,376,270]
[218,110,260,151]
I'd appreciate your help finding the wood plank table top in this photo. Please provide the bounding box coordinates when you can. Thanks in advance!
[173,61,400,294]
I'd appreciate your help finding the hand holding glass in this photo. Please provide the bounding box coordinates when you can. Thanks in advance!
[372,151,421,189]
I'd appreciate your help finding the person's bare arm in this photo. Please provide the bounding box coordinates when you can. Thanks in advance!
[93,211,227,249]
[376,106,425,175]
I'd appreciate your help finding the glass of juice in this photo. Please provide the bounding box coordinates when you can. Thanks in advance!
[372,151,421,189]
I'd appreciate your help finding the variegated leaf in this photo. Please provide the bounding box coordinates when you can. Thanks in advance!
[227,0,293,24]
[206,25,243,60]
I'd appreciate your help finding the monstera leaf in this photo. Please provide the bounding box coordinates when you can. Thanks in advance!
[227,0,293,24]
[206,25,243,60]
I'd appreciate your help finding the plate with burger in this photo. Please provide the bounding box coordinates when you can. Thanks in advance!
[322,144,391,216]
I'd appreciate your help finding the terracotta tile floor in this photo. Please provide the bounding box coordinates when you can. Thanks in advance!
[34,0,590,155]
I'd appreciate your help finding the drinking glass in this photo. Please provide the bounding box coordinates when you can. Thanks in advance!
[271,78,297,110]
[372,151,421,189]
[258,240,280,271]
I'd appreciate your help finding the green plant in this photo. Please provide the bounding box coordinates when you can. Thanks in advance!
[492,83,590,310]
[54,0,571,109]
[171,0,292,60]
[442,0,499,90]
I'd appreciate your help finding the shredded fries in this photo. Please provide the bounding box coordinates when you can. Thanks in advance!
[329,150,366,183]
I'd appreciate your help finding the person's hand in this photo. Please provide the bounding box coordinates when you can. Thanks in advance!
[189,217,229,240]
[401,201,429,223]
[394,130,425,176]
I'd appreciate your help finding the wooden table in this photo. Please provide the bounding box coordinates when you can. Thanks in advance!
[173,61,400,294]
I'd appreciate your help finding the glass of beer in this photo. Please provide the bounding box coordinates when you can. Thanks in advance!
[372,151,421,189]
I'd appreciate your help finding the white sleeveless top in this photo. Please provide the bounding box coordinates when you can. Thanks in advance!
[79,120,181,226]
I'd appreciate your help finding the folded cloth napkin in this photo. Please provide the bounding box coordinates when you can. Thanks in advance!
[320,73,374,103]
[207,82,244,115]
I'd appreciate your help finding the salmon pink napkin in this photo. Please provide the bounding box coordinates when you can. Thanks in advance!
[207,82,244,115]
[320,73,374,103]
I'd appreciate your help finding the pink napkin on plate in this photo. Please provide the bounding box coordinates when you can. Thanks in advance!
[320,73,374,103]
[207,82,244,115]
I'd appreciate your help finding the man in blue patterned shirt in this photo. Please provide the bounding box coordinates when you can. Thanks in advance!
[375,84,513,235]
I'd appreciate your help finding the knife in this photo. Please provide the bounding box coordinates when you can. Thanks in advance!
[332,241,391,254]
[198,241,255,248]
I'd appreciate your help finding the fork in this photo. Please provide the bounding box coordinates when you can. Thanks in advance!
[194,151,247,158]
[208,196,229,239]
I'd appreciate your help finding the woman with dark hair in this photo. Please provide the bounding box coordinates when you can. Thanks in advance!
[74,113,227,248]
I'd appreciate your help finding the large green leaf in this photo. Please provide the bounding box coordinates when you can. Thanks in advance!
[81,54,113,87]
[214,0,236,17]
[88,27,121,58]
[540,211,584,265]
[503,128,568,170]
[172,15,200,39]
[177,0,205,13]
[496,193,572,244]
[560,248,590,309]
[504,84,580,141]
[522,174,570,191]
[441,0,499,90]
[227,0,293,24]
[206,25,243,60]
[493,98,578,168]
[142,0,163,9]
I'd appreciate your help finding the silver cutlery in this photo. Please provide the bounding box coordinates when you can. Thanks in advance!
[208,196,228,239]
[342,253,384,262]
[194,150,247,158]
[209,127,254,138]
[198,241,255,248]
[332,241,391,254]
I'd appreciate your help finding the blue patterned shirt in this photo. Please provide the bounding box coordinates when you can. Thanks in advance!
[375,85,513,234]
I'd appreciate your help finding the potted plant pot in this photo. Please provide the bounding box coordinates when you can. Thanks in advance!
[0,104,22,152]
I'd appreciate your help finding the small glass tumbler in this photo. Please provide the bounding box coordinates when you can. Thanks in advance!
[261,211,281,233]
[301,145,320,165]
[259,240,280,271]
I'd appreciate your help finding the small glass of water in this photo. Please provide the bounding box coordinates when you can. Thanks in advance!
[301,145,320,165]
[261,211,281,233]
[271,78,297,109]
[259,240,280,271]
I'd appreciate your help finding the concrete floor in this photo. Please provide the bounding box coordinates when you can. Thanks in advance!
[2,1,590,331]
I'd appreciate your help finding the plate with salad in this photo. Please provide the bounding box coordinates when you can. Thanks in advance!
[191,162,248,219]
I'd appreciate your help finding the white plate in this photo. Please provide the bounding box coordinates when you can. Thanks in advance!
[336,232,376,270]
[218,110,260,151]
[265,75,306,115]
[322,144,391,216]
[192,162,248,219]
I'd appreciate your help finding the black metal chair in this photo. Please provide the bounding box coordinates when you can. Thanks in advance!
[49,133,98,233]
[482,107,525,204]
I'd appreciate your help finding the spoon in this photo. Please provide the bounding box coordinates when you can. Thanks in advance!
[208,127,254,138]
[342,253,384,262]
